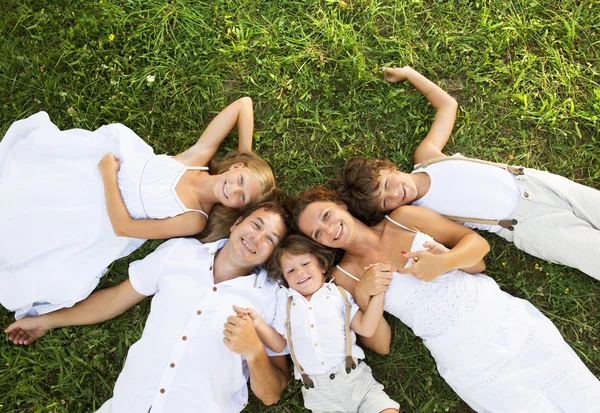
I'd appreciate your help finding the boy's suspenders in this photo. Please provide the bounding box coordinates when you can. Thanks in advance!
[413,155,524,230]
[285,285,356,389]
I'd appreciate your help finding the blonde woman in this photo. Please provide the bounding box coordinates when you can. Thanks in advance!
[0,97,275,319]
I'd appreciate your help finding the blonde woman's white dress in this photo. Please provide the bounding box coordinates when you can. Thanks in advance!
[0,112,207,319]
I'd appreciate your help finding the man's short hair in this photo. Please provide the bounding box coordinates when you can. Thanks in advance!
[333,157,398,225]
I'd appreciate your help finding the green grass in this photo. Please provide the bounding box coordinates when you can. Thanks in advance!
[1,0,599,411]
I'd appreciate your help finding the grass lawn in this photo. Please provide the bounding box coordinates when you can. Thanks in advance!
[1,0,599,412]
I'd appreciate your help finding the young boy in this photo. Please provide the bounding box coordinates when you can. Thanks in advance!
[234,234,399,413]
[335,65,600,280]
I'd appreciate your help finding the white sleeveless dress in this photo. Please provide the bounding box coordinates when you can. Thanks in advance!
[336,216,600,412]
[0,112,208,319]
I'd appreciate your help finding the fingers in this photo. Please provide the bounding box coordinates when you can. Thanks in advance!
[7,326,21,342]
[232,305,245,315]
[401,251,421,259]
[4,321,18,334]
[13,329,27,345]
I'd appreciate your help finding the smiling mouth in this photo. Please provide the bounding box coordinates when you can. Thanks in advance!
[400,184,406,203]
[297,276,311,285]
[223,182,229,200]
[242,238,256,254]
[333,223,343,241]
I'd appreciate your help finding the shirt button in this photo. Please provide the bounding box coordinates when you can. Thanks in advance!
[321,361,325,365]
[170,363,175,368]
[209,265,213,271]
[326,296,330,299]
[314,343,318,347]
[524,191,529,198]
[310,324,314,328]
[182,336,187,341]
[213,286,217,292]
[329,373,335,380]
[308,307,312,310]
[292,302,296,306]
[160,388,165,394]
[197,310,202,315]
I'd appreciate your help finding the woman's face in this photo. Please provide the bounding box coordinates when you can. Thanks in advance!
[298,201,354,248]
[214,164,261,208]
[281,251,325,298]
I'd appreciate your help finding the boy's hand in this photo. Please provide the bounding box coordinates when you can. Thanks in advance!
[232,305,265,328]
[423,240,449,255]
[382,66,412,83]
[98,153,120,176]
[5,316,50,345]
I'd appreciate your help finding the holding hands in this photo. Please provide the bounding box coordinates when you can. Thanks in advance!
[399,240,451,282]
[222,312,263,360]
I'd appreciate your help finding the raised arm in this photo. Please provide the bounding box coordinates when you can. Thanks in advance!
[98,154,207,239]
[350,291,385,338]
[223,315,289,405]
[174,97,254,166]
[392,206,489,281]
[383,66,458,164]
[5,279,146,345]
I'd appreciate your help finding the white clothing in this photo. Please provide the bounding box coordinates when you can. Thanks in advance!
[95,399,112,413]
[273,283,363,379]
[337,216,600,412]
[0,112,208,319]
[412,154,521,232]
[113,238,284,413]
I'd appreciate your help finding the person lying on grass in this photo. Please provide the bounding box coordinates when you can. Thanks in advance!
[5,203,289,413]
[234,234,399,413]
[0,97,277,320]
[295,186,600,412]
[335,66,600,280]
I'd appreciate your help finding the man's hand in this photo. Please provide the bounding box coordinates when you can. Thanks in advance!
[5,316,50,345]
[223,315,263,360]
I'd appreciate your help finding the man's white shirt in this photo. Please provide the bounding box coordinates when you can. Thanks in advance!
[272,282,364,379]
[111,238,284,413]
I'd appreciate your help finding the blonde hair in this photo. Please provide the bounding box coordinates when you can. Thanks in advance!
[210,151,276,206]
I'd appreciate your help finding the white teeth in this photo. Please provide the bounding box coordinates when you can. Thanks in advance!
[242,239,256,254]
[298,277,310,284]
[334,223,343,240]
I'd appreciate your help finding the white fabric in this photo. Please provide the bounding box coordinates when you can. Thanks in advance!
[411,154,521,232]
[272,283,363,379]
[113,237,285,413]
[95,399,112,413]
[379,226,600,412]
[0,112,207,318]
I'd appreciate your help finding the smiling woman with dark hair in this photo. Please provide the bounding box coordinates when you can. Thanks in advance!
[294,186,600,412]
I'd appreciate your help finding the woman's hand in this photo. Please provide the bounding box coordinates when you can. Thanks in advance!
[382,65,412,83]
[398,250,448,282]
[355,263,393,298]
[98,153,120,176]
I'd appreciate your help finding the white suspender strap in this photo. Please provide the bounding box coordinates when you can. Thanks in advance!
[286,296,314,389]
[414,155,524,176]
[335,286,357,373]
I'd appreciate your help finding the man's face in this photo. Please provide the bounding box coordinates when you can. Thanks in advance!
[229,208,287,268]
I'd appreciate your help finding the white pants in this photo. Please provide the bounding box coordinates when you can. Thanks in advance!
[497,168,600,280]
[95,399,112,413]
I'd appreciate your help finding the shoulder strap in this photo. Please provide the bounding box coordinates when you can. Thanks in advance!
[185,165,209,170]
[286,296,314,388]
[414,155,524,176]
[336,286,356,374]
[335,265,360,282]
[384,215,418,233]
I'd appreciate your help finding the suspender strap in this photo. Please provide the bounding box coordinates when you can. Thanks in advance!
[442,215,518,230]
[286,296,314,389]
[414,155,524,176]
[336,286,357,374]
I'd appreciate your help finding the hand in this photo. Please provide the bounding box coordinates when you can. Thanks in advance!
[355,264,393,298]
[398,251,447,282]
[232,305,265,328]
[5,316,50,345]
[423,240,449,255]
[381,65,412,83]
[98,153,120,176]
[223,315,263,360]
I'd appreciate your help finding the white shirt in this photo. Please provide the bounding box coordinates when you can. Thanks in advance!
[412,154,520,232]
[272,282,364,379]
[111,238,283,413]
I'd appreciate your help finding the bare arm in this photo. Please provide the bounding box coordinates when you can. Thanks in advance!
[392,206,489,280]
[350,292,385,338]
[174,97,254,166]
[98,157,207,239]
[223,316,289,405]
[334,267,392,354]
[383,66,458,164]
[233,306,287,353]
[5,280,146,345]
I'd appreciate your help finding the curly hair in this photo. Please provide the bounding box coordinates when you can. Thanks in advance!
[332,157,398,225]
[265,233,341,287]
[292,186,340,230]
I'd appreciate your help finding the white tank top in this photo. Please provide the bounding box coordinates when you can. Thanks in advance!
[411,155,520,232]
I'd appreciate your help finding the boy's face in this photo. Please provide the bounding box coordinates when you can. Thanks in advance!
[281,251,325,298]
[373,169,419,211]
